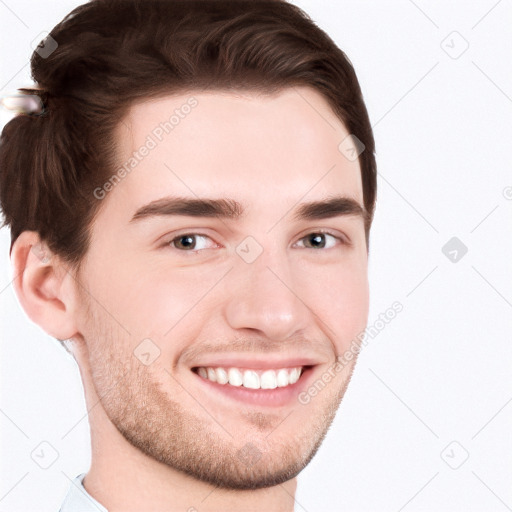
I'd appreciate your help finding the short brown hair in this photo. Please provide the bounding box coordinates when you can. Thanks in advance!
[0,0,376,270]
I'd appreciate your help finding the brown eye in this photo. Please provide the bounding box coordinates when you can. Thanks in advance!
[172,235,196,250]
[168,234,215,251]
[303,233,327,249]
[298,232,340,250]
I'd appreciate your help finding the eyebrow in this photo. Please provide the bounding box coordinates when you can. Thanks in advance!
[129,195,367,224]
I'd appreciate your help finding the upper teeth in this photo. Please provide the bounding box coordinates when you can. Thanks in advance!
[196,366,303,389]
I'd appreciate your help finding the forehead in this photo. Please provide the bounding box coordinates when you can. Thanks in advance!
[106,86,363,220]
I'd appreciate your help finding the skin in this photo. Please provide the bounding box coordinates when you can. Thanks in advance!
[12,86,369,512]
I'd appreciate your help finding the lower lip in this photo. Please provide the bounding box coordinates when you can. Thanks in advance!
[192,366,316,407]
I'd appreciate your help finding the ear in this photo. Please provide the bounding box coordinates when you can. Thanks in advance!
[10,230,80,341]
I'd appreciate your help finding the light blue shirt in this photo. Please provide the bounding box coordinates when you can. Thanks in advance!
[60,473,108,512]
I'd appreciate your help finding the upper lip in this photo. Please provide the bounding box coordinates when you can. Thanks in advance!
[191,356,320,370]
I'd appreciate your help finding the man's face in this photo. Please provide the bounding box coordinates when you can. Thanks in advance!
[73,86,369,489]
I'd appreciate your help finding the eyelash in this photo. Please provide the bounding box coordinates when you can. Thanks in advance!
[163,230,349,253]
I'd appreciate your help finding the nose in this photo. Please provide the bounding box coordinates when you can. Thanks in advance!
[223,244,312,341]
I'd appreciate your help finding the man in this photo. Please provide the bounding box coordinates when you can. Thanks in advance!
[0,0,376,510]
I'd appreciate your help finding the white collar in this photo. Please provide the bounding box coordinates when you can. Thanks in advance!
[59,473,108,512]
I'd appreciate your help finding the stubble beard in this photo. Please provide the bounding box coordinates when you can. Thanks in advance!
[81,297,356,490]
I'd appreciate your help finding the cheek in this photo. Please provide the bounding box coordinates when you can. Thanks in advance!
[296,258,369,349]
[78,252,175,340]
[93,259,225,342]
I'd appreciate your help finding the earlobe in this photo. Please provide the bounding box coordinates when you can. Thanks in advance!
[10,230,79,341]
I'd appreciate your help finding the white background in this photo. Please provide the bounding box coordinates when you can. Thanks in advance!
[1,1,511,511]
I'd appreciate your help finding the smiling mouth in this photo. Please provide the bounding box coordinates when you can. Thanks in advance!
[192,365,312,390]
